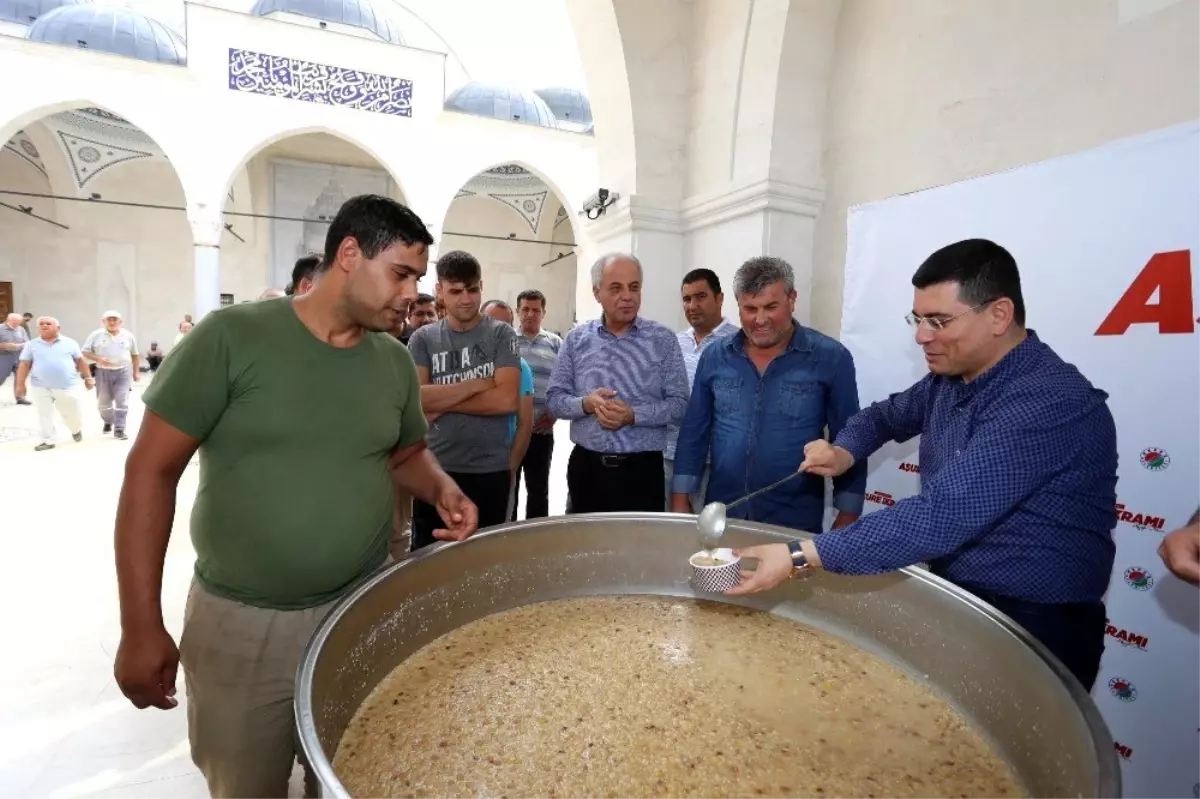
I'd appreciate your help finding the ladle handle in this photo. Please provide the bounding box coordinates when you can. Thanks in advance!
[726,470,804,510]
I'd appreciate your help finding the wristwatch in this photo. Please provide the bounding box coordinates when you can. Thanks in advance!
[787,540,812,580]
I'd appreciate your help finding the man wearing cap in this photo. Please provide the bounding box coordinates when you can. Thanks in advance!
[83,310,140,440]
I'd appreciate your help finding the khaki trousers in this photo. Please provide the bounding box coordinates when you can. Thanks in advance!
[179,579,337,798]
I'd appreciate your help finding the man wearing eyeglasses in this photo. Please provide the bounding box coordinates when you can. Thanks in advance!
[731,239,1117,692]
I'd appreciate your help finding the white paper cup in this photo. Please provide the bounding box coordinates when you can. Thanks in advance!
[689,548,742,593]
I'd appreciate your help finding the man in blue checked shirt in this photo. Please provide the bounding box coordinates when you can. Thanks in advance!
[730,239,1118,691]
[670,257,865,532]
[547,253,689,513]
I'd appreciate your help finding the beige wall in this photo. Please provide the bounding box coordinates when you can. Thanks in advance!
[811,0,1200,334]
[0,152,193,350]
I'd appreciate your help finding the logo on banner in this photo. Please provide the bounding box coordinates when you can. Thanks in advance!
[1116,502,1167,531]
[1123,567,1155,591]
[898,462,920,474]
[1095,251,1197,336]
[1113,741,1133,761]
[1105,620,1150,650]
[1139,447,1171,471]
[866,490,896,507]
[1108,677,1138,702]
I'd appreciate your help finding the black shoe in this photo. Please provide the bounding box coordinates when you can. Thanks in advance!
[15,398,31,406]
[114,429,128,440]
[72,432,82,443]
[103,423,112,433]
[34,443,55,451]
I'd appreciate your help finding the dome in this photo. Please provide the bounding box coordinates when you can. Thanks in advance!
[28,5,186,65]
[534,87,593,129]
[251,0,404,45]
[0,0,87,26]
[445,82,557,128]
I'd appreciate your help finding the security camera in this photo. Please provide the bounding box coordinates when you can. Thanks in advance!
[581,188,619,220]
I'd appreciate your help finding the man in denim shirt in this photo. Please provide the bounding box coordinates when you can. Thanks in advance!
[671,257,865,532]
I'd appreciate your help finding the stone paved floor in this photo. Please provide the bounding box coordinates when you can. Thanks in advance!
[0,378,570,798]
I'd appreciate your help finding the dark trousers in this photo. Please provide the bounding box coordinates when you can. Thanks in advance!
[411,470,511,552]
[566,446,665,514]
[968,587,1107,691]
[511,431,554,520]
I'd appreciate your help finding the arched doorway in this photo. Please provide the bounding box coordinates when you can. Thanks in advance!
[0,104,191,352]
[218,131,410,301]
[438,163,577,335]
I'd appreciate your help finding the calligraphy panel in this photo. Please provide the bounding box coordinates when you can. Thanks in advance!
[228,48,413,118]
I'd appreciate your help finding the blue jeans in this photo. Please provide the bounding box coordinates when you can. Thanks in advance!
[664,458,711,514]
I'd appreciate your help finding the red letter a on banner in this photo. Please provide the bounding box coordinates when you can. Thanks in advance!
[1095,251,1196,335]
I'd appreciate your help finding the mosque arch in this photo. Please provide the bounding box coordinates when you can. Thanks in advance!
[211,127,415,297]
[209,124,411,220]
[0,99,193,353]
[435,159,580,334]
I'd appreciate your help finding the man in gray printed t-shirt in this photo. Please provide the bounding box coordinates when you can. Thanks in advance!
[407,250,520,551]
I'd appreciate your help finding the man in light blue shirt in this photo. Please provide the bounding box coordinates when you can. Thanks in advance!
[17,316,94,451]
[665,269,740,513]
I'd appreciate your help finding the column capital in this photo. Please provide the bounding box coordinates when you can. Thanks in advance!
[188,205,224,247]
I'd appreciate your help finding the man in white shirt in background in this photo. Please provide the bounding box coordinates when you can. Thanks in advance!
[1,312,32,405]
[665,269,739,512]
[82,310,140,440]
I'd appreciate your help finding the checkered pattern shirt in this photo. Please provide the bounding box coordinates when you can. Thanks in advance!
[814,331,1118,604]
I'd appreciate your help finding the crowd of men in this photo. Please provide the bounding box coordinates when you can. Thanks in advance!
[87,193,1196,799]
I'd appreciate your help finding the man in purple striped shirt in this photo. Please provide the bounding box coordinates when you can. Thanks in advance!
[547,253,689,512]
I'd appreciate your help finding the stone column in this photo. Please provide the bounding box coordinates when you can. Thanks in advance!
[189,214,222,320]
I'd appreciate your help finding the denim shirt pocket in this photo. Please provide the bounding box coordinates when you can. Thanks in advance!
[713,377,742,415]
[777,379,823,425]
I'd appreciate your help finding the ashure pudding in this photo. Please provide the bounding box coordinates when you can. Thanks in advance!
[334,596,1023,798]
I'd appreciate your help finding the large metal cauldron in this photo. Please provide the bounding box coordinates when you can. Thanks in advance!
[296,514,1120,798]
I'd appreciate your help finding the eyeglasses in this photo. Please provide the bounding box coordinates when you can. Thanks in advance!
[904,299,996,332]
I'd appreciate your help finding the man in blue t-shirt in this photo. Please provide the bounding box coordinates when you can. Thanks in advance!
[484,301,535,519]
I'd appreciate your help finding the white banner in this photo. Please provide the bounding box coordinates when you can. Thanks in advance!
[840,123,1199,798]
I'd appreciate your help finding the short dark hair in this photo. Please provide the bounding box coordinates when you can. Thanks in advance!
[412,293,435,306]
[436,250,481,284]
[517,289,546,308]
[682,268,721,295]
[912,239,1025,326]
[286,254,321,295]
[320,195,433,272]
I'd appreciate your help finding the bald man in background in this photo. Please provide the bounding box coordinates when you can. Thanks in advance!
[1,313,31,405]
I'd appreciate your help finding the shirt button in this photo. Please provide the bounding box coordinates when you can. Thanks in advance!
[955,450,961,456]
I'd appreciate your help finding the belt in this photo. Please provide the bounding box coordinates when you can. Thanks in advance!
[964,586,1104,618]
[579,447,659,468]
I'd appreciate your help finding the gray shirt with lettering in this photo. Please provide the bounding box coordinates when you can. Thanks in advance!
[0,324,29,374]
[408,316,521,473]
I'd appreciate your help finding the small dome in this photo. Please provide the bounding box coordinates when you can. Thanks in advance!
[534,87,593,130]
[0,0,87,26]
[28,4,186,65]
[251,0,403,45]
[445,82,557,128]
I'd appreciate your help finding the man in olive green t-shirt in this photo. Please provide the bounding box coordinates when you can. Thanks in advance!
[112,196,479,799]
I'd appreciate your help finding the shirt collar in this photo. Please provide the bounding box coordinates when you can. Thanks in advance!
[686,318,737,344]
[729,319,810,354]
[596,315,641,337]
[957,329,1041,394]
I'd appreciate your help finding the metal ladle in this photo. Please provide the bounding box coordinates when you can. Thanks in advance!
[697,470,805,550]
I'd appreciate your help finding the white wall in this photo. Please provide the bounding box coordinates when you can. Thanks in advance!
[811,0,1200,334]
